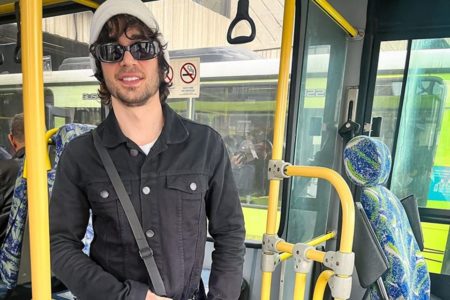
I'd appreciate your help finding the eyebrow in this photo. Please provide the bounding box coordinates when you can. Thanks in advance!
[128,33,147,40]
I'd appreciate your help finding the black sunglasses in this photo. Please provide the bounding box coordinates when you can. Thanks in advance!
[92,40,160,63]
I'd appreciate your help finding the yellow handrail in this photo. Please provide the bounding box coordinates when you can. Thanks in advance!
[285,166,355,253]
[72,0,99,9]
[277,232,336,261]
[1,1,64,16]
[260,0,295,298]
[312,0,359,37]
[46,127,59,143]
[264,0,296,236]
[313,270,335,300]
[20,0,52,299]
[307,231,336,247]
[259,0,356,297]
[22,127,58,178]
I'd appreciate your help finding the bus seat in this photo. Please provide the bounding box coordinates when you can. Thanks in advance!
[48,123,96,193]
[353,202,389,289]
[343,135,431,300]
[400,194,425,251]
[48,123,96,255]
[0,162,27,289]
[0,123,95,291]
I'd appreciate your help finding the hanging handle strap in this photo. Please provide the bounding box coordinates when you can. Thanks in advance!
[227,0,256,44]
[92,130,167,296]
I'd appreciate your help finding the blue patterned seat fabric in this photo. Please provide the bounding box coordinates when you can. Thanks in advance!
[48,124,96,255]
[0,123,95,289]
[344,135,430,300]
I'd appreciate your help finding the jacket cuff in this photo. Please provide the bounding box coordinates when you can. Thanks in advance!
[126,280,150,300]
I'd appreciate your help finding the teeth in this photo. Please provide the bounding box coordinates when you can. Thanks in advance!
[122,77,139,81]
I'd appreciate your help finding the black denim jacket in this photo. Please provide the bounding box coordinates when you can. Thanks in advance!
[50,104,245,300]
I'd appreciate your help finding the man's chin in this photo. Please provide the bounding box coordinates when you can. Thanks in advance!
[114,91,150,107]
[117,98,149,107]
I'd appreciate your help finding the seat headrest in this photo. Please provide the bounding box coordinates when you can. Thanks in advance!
[343,136,391,187]
[52,123,96,167]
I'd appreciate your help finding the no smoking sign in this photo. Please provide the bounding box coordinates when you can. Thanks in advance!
[180,63,197,84]
[169,58,200,98]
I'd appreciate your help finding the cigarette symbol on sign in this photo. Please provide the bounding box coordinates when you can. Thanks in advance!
[180,62,197,84]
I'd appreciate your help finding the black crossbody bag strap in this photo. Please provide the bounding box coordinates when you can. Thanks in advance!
[92,130,167,296]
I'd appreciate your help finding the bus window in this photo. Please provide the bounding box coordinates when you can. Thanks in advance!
[371,40,408,151]
[371,38,450,276]
[169,62,280,242]
[390,38,450,275]
[287,3,347,246]
[0,86,55,150]
[0,20,102,145]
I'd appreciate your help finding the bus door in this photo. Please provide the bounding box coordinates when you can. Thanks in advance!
[363,38,450,293]
[278,0,366,298]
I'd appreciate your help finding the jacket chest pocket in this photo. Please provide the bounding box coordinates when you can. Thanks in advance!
[165,174,208,237]
[87,181,132,222]
[166,174,207,200]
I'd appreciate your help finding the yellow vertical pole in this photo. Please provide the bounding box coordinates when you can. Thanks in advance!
[20,0,52,299]
[260,0,296,299]
[265,0,296,241]
[293,273,307,300]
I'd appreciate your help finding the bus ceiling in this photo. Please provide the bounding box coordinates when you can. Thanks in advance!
[0,0,159,25]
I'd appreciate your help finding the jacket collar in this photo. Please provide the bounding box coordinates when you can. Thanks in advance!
[98,103,189,148]
[13,147,25,159]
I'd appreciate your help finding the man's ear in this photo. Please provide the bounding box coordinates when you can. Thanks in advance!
[7,133,16,149]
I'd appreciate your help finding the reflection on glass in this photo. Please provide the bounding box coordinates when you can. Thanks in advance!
[386,38,450,275]
[371,40,407,151]
[190,77,278,242]
[287,7,347,245]
[168,54,281,242]
[0,21,102,153]
[390,39,448,208]
[288,44,336,244]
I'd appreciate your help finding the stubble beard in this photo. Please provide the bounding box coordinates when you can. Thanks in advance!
[107,75,160,107]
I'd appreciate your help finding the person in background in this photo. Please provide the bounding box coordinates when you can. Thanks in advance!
[49,0,246,299]
[0,147,11,161]
[0,113,25,246]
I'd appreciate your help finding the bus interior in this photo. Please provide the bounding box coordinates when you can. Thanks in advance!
[0,0,449,299]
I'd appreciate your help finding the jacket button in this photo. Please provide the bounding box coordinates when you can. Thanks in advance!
[100,190,109,198]
[142,186,151,195]
[146,229,155,238]
[189,182,197,191]
[130,149,139,157]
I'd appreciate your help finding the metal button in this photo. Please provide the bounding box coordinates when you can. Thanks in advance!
[100,190,109,198]
[130,149,139,157]
[146,229,155,238]
[189,182,197,191]
[142,186,151,195]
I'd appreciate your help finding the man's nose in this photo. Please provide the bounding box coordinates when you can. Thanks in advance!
[120,50,137,65]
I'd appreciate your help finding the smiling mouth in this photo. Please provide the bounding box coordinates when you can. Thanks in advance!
[119,76,143,86]
[122,76,140,82]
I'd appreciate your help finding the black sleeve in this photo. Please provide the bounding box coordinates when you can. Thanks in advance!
[49,145,149,300]
[206,137,246,300]
[0,160,19,244]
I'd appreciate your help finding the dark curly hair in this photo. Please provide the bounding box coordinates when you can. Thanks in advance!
[90,14,171,106]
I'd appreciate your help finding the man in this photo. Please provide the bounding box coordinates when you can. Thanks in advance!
[0,113,25,246]
[49,0,246,299]
[0,146,11,161]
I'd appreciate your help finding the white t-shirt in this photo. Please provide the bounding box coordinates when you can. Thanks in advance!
[139,141,156,155]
